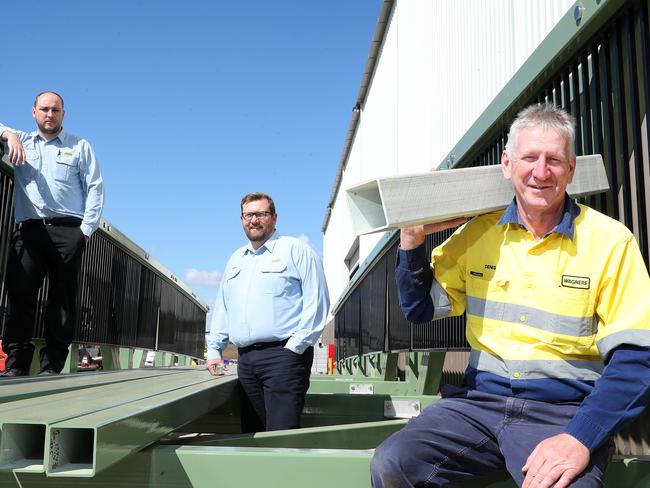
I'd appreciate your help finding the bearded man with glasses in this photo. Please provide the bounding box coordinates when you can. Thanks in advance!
[205,192,330,432]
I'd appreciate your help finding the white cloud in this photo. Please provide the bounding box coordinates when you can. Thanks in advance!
[185,268,222,287]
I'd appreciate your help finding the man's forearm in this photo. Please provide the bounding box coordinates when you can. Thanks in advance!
[396,244,435,323]
[565,344,650,451]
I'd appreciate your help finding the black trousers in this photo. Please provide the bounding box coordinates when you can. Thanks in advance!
[237,343,313,433]
[3,220,86,373]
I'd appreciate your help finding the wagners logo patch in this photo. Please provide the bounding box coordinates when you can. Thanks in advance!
[562,275,590,289]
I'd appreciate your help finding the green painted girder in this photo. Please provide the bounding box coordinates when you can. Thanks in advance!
[186,419,408,449]
[302,393,438,427]
[0,444,373,487]
[45,374,237,478]
[308,377,414,395]
[0,368,190,404]
[0,447,647,487]
[0,369,232,473]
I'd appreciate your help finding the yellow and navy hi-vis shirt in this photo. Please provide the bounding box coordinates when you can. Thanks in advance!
[430,199,650,406]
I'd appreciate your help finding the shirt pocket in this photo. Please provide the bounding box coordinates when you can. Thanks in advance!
[466,274,508,321]
[52,153,79,181]
[223,267,241,302]
[550,287,596,347]
[260,260,288,296]
[24,148,39,164]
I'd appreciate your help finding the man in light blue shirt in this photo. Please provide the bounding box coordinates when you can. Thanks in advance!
[0,91,104,376]
[206,192,329,432]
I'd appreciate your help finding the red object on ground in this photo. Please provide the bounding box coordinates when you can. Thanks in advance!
[327,343,335,375]
[0,340,6,372]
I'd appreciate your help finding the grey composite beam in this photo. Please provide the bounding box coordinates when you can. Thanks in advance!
[45,374,237,478]
[346,154,609,235]
[0,369,228,473]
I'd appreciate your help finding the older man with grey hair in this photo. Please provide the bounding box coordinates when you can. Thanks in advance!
[371,103,650,487]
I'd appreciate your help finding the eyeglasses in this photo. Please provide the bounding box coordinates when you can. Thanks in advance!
[241,211,273,221]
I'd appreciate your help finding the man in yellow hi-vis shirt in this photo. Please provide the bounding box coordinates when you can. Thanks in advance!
[371,103,650,488]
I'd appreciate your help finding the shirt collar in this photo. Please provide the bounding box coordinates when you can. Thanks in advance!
[244,230,280,255]
[497,194,581,240]
[32,128,65,144]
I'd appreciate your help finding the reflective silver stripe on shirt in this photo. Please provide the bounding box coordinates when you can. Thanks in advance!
[430,278,452,319]
[467,296,596,337]
[598,329,650,357]
[469,348,603,381]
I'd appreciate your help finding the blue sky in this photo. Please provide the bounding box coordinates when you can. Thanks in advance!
[2,1,381,313]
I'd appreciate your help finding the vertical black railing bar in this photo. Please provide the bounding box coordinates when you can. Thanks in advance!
[599,30,620,220]
[571,63,583,156]
[612,16,634,229]
[580,52,595,208]
[588,41,608,213]
[580,53,594,155]
[637,1,650,260]
[623,4,649,263]
[562,69,571,114]
[384,258,390,352]
[553,77,562,108]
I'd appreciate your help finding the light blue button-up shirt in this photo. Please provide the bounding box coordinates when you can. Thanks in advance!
[207,232,330,359]
[0,125,104,236]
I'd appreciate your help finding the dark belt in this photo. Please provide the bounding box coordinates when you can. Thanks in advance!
[23,217,82,227]
[238,338,289,354]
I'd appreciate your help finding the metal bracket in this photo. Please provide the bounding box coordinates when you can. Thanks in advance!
[384,400,421,419]
[348,383,374,395]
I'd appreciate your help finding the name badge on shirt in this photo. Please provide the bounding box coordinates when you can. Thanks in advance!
[561,275,590,289]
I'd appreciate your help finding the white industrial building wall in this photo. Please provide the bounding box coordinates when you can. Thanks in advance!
[323,0,574,311]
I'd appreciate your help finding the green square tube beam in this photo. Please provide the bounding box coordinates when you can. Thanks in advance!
[0,369,228,473]
[0,368,189,404]
[45,375,237,477]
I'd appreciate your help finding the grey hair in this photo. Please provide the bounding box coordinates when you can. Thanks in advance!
[505,103,576,158]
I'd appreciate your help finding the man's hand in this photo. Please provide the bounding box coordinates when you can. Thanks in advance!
[522,433,590,488]
[205,358,226,376]
[2,131,25,166]
[400,218,467,250]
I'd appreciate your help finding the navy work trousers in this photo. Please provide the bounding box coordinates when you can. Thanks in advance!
[371,387,613,487]
[3,220,86,373]
[236,344,313,432]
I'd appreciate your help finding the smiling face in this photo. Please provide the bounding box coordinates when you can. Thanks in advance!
[241,198,277,249]
[501,126,576,219]
[32,92,65,137]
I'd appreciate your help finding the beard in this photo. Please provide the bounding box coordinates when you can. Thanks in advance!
[244,225,273,244]
[37,121,61,135]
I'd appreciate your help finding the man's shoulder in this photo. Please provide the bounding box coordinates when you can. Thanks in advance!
[462,210,503,234]
[576,204,633,239]
[228,244,249,260]
[60,130,91,147]
[274,234,315,254]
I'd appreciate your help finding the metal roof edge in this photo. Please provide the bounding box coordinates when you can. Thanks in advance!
[322,0,396,233]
